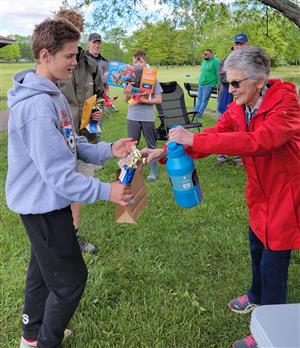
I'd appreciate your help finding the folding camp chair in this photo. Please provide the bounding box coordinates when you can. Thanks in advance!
[102,84,119,118]
[156,81,202,140]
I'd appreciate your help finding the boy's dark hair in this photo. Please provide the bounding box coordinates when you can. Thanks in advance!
[55,9,84,33]
[32,18,80,60]
[205,49,213,53]
[133,50,147,62]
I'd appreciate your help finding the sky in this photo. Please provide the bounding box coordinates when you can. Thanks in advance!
[0,0,77,37]
[0,0,235,38]
[0,0,175,37]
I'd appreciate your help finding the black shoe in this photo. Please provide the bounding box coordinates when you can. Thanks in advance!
[77,234,97,253]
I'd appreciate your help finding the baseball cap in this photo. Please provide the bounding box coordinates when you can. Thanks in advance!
[88,33,102,42]
[234,33,248,44]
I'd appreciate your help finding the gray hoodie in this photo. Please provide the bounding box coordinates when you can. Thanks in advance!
[6,70,112,214]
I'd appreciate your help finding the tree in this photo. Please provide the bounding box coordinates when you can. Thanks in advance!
[122,21,194,66]
[259,0,300,28]
[13,35,34,61]
[69,0,300,29]
[62,0,300,66]
[104,28,127,46]
[0,44,21,61]
[102,42,125,61]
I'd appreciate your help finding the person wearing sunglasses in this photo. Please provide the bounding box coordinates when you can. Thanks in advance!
[216,33,249,166]
[142,46,300,348]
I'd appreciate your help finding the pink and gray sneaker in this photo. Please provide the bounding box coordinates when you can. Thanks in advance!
[232,334,258,348]
[228,294,259,314]
[20,337,37,348]
[20,329,72,348]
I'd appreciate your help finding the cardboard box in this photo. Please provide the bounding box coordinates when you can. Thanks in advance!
[107,61,142,91]
[140,67,157,94]
[115,165,147,224]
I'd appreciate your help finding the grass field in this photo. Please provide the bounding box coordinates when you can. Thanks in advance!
[0,64,300,347]
[1,62,300,111]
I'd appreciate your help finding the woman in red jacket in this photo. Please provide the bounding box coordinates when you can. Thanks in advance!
[143,46,300,348]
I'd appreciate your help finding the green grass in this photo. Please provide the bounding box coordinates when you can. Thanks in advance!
[1,62,299,111]
[0,65,300,347]
[0,63,34,110]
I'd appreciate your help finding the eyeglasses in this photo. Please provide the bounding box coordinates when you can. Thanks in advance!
[227,77,251,88]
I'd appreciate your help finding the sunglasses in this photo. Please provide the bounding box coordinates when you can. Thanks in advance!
[227,77,251,88]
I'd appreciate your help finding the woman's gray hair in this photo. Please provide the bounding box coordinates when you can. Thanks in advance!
[223,46,270,81]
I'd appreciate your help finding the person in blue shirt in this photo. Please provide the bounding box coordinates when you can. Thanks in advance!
[216,33,249,166]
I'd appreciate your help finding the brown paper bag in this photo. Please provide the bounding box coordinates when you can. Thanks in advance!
[115,165,147,224]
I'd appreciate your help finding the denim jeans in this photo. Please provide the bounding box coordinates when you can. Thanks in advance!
[194,85,213,117]
[247,227,291,305]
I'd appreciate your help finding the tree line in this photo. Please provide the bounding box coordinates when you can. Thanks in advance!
[1,1,299,67]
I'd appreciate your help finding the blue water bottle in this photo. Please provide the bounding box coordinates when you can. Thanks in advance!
[166,141,202,208]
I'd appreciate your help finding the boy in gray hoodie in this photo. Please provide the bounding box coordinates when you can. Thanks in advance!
[6,18,134,348]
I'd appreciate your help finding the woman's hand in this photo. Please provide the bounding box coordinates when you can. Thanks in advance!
[169,127,194,147]
[140,148,165,163]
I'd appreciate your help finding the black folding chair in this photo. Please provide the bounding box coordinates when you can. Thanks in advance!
[156,81,202,140]
[184,82,218,107]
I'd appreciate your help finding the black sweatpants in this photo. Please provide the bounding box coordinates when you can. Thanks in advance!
[20,206,88,348]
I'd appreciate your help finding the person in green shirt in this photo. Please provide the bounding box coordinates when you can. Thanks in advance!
[194,49,220,118]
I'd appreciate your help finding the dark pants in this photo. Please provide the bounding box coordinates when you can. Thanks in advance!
[79,128,99,143]
[20,206,88,348]
[127,120,157,149]
[247,227,291,305]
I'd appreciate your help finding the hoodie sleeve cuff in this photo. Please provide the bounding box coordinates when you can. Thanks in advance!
[98,182,111,201]
[97,142,113,162]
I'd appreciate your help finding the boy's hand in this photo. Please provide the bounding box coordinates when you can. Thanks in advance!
[123,83,132,98]
[109,182,133,206]
[140,148,165,163]
[112,138,137,158]
[135,95,149,104]
[90,110,103,122]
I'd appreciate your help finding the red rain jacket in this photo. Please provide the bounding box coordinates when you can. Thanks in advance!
[187,79,300,250]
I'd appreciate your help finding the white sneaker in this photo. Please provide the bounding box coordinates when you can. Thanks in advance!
[147,174,157,181]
